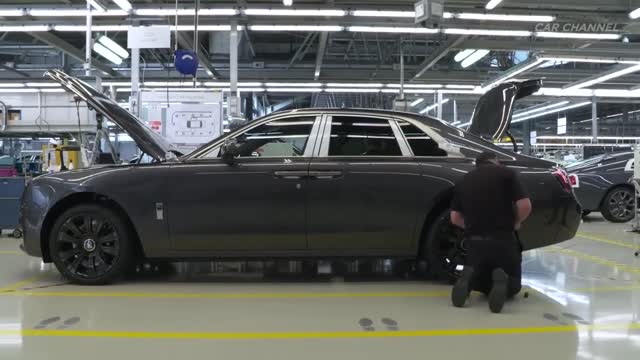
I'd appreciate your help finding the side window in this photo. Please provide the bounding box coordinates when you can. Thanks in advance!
[397,121,447,157]
[329,116,402,156]
[236,117,315,157]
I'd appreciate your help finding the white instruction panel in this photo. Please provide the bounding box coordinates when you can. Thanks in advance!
[165,104,222,145]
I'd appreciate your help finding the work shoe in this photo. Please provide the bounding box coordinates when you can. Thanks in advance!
[451,266,474,308]
[488,268,509,314]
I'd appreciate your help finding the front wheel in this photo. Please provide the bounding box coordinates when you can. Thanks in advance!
[420,210,466,283]
[49,204,136,285]
[601,187,636,223]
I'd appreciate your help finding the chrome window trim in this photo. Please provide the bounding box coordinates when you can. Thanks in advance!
[388,119,412,157]
[393,116,464,159]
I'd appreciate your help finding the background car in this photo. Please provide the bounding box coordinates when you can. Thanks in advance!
[18,71,582,285]
[567,151,636,223]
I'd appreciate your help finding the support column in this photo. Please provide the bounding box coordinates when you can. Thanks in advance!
[591,96,598,142]
[229,20,239,118]
[130,47,140,117]
[84,2,92,77]
[437,91,443,119]
[522,120,531,155]
[453,99,458,124]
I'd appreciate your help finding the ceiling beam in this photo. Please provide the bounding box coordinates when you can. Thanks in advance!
[0,63,30,77]
[28,31,118,77]
[412,36,467,81]
[562,64,640,89]
[288,32,318,70]
[314,32,329,80]
[176,31,221,79]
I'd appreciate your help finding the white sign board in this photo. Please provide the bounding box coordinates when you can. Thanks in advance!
[530,131,537,145]
[128,26,171,49]
[165,104,222,146]
[557,117,567,135]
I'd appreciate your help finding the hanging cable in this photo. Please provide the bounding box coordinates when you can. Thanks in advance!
[193,0,200,87]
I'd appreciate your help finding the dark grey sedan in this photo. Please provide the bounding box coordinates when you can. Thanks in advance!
[19,70,581,284]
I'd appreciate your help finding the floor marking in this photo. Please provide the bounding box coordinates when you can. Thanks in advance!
[0,275,43,292]
[4,290,451,300]
[576,232,640,250]
[547,246,640,275]
[571,284,640,293]
[0,250,21,255]
[1,323,639,340]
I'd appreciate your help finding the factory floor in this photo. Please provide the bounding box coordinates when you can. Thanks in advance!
[0,214,639,360]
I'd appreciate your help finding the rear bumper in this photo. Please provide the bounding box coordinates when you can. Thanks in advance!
[555,194,582,242]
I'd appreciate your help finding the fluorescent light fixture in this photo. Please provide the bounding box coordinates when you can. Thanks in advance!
[420,99,450,114]
[25,83,60,87]
[265,82,323,87]
[461,49,490,68]
[30,9,89,16]
[0,89,39,93]
[630,8,640,19]
[93,43,123,65]
[244,9,346,16]
[88,0,107,12]
[324,88,381,93]
[250,25,343,32]
[53,25,130,31]
[593,89,640,98]
[170,25,233,31]
[455,13,554,22]
[445,84,477,89]
[512,101,592,123]
[283,0,293,6]
[454,49,476,62]
[445,28,532,37]
[486,0,504,10]
[203,82,263,87]
[40,88,65,93]
[98,36,129,59]
[112,0,132,12]
[536,32,621,40]
[144,81,199,87]
[513,101,570,118]
[135,8,238,16]
[0,25,50,32]
[440,89,484,94]
[348,26,438,34]
[540,56,637,64]
[566,64,640,90]
[327,83,383,87]
[351,10,415,18]
[410,98,425,107]
[266,88,323,92]
[387,84,442,88]
[0,10,25,16]
[102,81,131,86]
[200,9,238,16]
[0,83,25,88]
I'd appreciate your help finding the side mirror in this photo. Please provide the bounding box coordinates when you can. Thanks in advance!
[221,140,240,166]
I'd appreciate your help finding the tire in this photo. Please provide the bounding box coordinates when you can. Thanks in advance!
[420,210,466,283]
[49,204,136,285]
[600,187,636,223]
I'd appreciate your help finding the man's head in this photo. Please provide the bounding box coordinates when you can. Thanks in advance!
[475,151,500,167]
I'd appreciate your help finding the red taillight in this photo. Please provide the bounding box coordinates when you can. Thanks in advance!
[553,168,572,193]
[568,174,579,187]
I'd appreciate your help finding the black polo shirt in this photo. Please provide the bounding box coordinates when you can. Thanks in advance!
[451,164,528,235]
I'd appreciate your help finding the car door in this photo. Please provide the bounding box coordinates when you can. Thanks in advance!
[306,113,429,254]
[166,115,321,251]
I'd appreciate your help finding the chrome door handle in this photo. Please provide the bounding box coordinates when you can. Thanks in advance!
[273,170,309,179]
[308,170,343,179]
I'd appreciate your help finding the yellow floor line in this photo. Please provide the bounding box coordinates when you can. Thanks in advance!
[0,250,21,255]
[547,246,640,275]
[576,232,640,250]
[0,275,43,292]
[1,323,638,340]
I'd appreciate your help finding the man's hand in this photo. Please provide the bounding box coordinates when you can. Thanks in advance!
[514,222,522,231]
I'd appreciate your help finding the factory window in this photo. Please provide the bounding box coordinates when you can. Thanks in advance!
[397,121,447,157]
[233,117,316,158]
[328,116,402,156]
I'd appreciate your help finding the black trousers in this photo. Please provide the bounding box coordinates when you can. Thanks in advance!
[465,232,522,297]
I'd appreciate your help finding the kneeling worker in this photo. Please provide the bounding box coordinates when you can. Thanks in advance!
[449,151,532,313]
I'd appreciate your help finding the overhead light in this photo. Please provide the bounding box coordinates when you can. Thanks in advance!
[445,84,476,89]
[410,98,425,107]
[387,84,443,88]
[445,28,532,37]
[170,25,233,31]
[93,42,123,65]
[513,101,570,118]
[454,49,476,62]
[266,88,323,92]
[540,56,638,64]
[0,10,25,16]
[200,9,239,16]
[461,49,490,68]
[30,9,89,16]
[25,83,60,87]
[266,82,323,87]
[144,81,199,87]
[485,0,504,10]
[512,101,592,123]
[566,64,640,90]
[244,9,346,16]
[40,88,65,93]
[0,83,25,88]
[135,8,238,16]
[327,83,383,87]
[351,10,415,18]
[88,0,107,12]
[536,32,621,40]
[112,0,132,12]
[420,99,450,114]
[454,13,554,22]
[250,25,343,32]
[283,0,293,6]
[348,26,438,34]
[98,36,129,59]
[0,88,38,93]
[630,8,640,19]
[0,25,50,32]
[324,88,381,93]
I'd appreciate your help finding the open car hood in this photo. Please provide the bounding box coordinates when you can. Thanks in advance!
[468,79,542,141]
[46,69,176,161]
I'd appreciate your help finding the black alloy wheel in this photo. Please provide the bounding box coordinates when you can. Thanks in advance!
[50,204,135,285]
[422,211,467,283]
[601,187,636,223]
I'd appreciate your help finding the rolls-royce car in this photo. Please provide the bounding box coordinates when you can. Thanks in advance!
[566,152,635,223]
[19,70,581,285]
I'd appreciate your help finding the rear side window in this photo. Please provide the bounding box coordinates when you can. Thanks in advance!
[397,121,447,157]
[329,116,402,156]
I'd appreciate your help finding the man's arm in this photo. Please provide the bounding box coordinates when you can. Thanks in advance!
[515,198,532,230]
[451,210,465,229]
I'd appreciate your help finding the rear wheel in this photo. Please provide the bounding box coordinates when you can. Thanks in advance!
[601,187,636,223]
[49,204,135,285]
[421,210,466,283]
